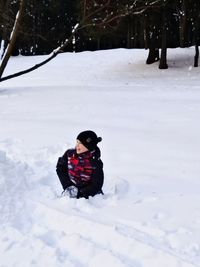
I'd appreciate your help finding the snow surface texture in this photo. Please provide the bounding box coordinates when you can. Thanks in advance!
[0,48,200,267]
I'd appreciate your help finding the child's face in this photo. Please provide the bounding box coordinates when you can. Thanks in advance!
[76,140,88,154]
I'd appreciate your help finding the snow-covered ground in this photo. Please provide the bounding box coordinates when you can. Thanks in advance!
[0,47,200,267]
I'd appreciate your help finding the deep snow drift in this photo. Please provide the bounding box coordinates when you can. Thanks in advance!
[0,48,200,267]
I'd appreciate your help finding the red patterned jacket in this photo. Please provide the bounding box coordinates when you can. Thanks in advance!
[56,148,104,198]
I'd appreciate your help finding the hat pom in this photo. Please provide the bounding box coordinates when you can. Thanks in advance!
[97,137,102,143]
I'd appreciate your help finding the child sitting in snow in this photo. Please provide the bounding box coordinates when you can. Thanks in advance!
[56,130,104,199]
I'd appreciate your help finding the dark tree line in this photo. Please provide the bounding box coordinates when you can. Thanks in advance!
[0,0,200,68]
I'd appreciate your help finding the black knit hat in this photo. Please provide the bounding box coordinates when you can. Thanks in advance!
[77,130,102,151]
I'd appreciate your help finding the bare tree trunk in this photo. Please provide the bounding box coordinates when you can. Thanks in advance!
[146,48,159,64]
[0,40,5,59]
[193,5,200,68]
[159,8,168,69]
[144,12,160,65]
[0,0,25,78]
[194,45,199,67]
[0,0,12,59]
[159,46,168,69]
[143,13,149,50]
[179,0,189,47]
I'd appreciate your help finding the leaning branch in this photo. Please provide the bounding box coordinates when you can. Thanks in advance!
[0,0,169,83]
[0,29,76,82]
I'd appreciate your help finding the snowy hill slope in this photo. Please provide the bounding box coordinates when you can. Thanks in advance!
[0,48,200,267]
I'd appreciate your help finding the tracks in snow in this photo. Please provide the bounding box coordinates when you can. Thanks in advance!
[30,197,197,267]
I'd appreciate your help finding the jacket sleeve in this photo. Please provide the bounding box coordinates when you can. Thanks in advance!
[56,151,73,190]
[78,160,104,198]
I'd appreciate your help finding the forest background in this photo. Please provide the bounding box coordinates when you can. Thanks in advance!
[0,0,200,72]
